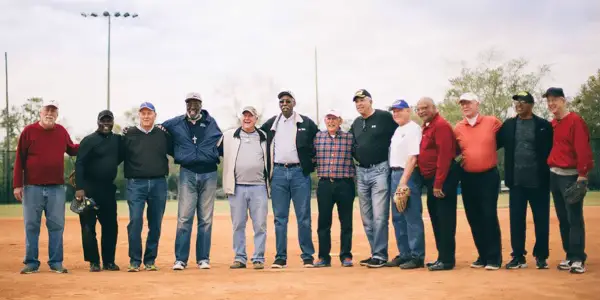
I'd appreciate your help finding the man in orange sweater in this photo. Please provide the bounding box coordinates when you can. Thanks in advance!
[454,92,503,270]
[544,87,594,274]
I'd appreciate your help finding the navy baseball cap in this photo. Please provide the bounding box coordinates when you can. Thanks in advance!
[542,87,565,98]
[97,110,114,120]
[139,102,156,112]
[512,91,535,103]
[353,89,372,101]
[389,99,410,110]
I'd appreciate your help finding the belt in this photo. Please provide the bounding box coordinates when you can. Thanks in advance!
[390,166,404,171]
[320,177,353,182]
[274,163,301,168]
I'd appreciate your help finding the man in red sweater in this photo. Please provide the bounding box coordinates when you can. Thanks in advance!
[13,99,79,274]
[544,87,594,274]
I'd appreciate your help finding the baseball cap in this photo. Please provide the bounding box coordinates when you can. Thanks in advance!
[42,99,59,109]
[139,102,156,112]
[185,92,202,102]
[353,89,372,101]
[389,99,410,110]
[324,109,341,118]
[241,106,258,117]
[512,91,535,103]
[542,87,565,98]
[458,92,479,103]
[97,110,114,120]
[278,90,295,100]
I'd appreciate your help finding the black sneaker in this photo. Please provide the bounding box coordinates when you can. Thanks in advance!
[400,259,425,270]
[20,265,39,274]
[271,259,287,269]
[366,258,386,268]
[425,260,440,268]
[535,258,549,269]
[506,256,527,269]
[103,263,120,271]
[359,257,372,266]
[50,265,68,274]
[230,261,246,269]
[385,256,411,267]
[303,258,314,268]
[470,258,486,269]
[90,262,101,272]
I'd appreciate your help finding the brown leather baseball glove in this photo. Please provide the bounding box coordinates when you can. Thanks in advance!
[394,187,410,212]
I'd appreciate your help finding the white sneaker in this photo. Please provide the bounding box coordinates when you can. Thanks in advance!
[198,261,211,269]
[570,261,586,274]
[172,261,186,271]
[557,260,571,270]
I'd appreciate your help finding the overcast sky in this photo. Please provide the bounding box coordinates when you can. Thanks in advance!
[2,0,600,138]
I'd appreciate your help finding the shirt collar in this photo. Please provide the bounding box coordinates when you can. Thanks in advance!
[466,114,480,127]
[136,125,154,134]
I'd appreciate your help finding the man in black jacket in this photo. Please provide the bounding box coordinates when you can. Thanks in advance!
[497,91,553,270]
[75,110,123,272]
[260,90,319,268]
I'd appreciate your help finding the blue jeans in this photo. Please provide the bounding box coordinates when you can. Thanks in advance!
[228,184,268,264]
[126,178,167,265]
[390,168,425,260]
[270,165,315,261]
[22,185,66,269]
[356,161,390,261]
[174,168,217,264]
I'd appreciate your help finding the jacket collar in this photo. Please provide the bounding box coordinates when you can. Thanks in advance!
[270,112,304,131]
[174,109,215,124]
[233,127,266,142]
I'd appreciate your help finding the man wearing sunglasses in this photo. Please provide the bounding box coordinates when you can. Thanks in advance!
[496,91,553,270]
[349,89,398,268]
[260,90,319,268]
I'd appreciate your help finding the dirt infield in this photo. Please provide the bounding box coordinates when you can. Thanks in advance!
[1,207,599,300]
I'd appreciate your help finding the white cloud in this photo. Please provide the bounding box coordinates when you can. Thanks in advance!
[1,0,599,138]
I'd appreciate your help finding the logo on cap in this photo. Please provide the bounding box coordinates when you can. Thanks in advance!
[139,102,156,112]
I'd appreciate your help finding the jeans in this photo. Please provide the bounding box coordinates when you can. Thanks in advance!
[270,165,315,261]
[316,177,355,262]
[228,184,268,264]
[550,173,586,262]
[79,182,118,264]
[461,167,502,265]
[174,168,218,264]
[126,177,167,265]
[389,168,425,260]
[22,185,66,269]
[508,186,550,259]
[356,161,390,261]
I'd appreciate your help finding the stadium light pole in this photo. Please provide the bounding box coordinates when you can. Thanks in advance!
[81,11,139,111]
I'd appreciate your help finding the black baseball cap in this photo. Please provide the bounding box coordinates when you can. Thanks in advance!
[97,110,114,120]
[278,90,295,100]
[512,91,534,103]
[542,87,565,98]
[353,89,372,101]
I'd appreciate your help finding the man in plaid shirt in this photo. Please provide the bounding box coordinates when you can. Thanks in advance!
[313,109,356,268]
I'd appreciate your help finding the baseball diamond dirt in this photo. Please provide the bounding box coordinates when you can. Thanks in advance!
[0,205,599,300]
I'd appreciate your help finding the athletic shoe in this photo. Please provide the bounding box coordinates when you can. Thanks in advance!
[230,261,246,269]
[341,258,354,267]
[485,263,501,270]
[570,261,586,274]
[359,257,372,266]
[506,256,527,269]
[198,261,211,269]
[366,258,386,268]
[425,260,440,268]
[145,263,159,271]
[535,258,548,269]
[50,265,68,274]
[128,263,140,272]
[303,258,315,268]
[172,261,186,271]
[400,259,424,270]
[557,260,572,271]
[20,265,39,274]
[470,258,486,268]
[385,256,411,267]
[271,259,287,269]
[253,262,265,270]
[103,263,120,271]
[90,262,101,272]
[314,259,331,268]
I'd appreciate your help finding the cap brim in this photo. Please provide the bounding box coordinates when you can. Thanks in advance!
[185,98,201,102]
[99,114,114,119]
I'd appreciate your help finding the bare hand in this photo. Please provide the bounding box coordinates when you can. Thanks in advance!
[75,190,85,201]
[396,183,409,194]
[122,127,129,134]
[13,187,23,202]
[577,176,588,182]
[433,188,445,199]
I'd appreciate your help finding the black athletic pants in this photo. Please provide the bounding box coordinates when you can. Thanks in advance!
[79,183,118,265]
[508,185,550,259]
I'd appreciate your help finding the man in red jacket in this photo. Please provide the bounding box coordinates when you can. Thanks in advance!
[13,99,79,274]
[545,87,594,274]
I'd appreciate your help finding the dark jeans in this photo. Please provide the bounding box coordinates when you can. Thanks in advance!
[79,182,118,265]
[126,178,168,265]
[316,177,355,262]
[461,167,502,265]
[550,173,587,262]
[508,186,550,259]
[424,167,458,265]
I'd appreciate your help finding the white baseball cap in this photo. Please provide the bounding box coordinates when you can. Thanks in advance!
[185,92,202,102]
[458,92,479,103]
[324,109,341,118]
[42,99,59,109]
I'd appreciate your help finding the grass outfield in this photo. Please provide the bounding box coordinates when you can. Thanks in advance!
[1,192,599,218]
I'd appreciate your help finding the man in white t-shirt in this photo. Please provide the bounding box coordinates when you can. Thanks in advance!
[385,99,425,269]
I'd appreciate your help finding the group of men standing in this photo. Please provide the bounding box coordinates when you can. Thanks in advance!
[13,86,593,275]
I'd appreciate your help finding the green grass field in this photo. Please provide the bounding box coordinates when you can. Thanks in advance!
[1,192,599,218]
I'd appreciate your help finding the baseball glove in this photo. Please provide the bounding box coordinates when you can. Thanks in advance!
[394,187,410,212]
[70,196,99,214]
[564,180,588,205]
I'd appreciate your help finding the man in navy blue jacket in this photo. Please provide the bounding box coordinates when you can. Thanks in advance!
[161,92,223,271]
